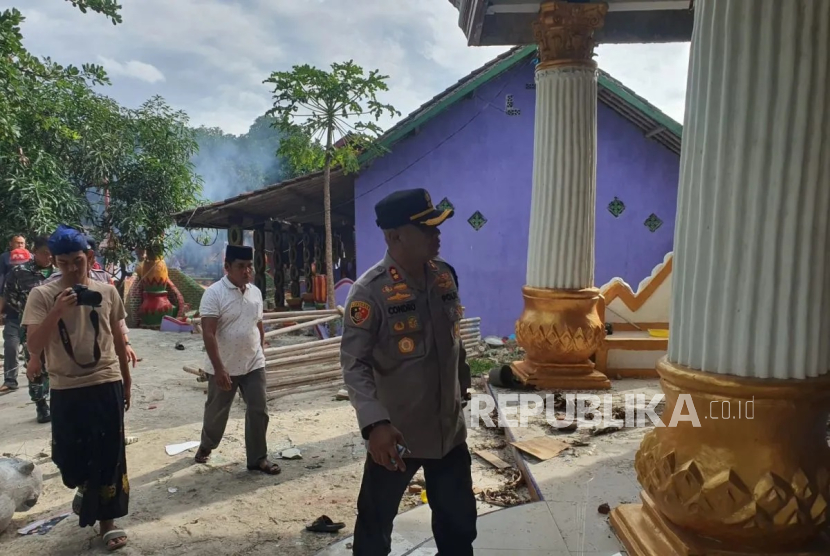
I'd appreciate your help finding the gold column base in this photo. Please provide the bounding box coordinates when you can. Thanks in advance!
[611,358,830,554]
[612,492,830,556]
[513,286,610,390]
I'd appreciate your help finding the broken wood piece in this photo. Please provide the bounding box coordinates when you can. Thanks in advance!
[335,389,349,401]
[510,437,569,461]
[475,450,511,470]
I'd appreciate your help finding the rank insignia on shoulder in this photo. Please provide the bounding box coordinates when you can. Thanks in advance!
[349,301,371,326]
[398,337,415,354]
[436,272,454,290]
[389,267,403,282]
[428,260,439,271]
[386,291,414,302]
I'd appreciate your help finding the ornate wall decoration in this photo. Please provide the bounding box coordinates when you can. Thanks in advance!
[533,1,608,70]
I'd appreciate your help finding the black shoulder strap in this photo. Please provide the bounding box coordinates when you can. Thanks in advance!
[57,309,101,369]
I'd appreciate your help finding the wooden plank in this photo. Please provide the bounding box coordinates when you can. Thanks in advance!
[263,314,340,339]
[510,437,569,461]
[475,450,512,470]
[263,337,340,356]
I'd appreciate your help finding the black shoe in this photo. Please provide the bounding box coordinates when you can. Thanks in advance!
[36,401,51,424]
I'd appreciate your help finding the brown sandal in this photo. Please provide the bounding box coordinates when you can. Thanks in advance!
[194,447,211,464]
[247,459,281,475]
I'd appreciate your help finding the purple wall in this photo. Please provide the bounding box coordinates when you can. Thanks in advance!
[354,62,679,337]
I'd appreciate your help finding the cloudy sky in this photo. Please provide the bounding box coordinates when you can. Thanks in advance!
[12,0,690,135]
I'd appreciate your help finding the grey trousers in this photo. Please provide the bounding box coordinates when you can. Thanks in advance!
[3,316,20,388]
[200,368,269,468]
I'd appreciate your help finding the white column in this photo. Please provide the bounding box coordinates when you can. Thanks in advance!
[669,0,830,380]
[525,66,597,290]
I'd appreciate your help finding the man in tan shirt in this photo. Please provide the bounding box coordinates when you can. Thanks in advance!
[22,225,132,551]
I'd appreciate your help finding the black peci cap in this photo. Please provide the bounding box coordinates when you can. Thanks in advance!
[374,188,454,230]
[225,245,253,261]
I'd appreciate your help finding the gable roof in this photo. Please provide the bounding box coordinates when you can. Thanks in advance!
[376,45,682,155]
[175,46,683,231]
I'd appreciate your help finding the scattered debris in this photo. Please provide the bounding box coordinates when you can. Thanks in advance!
[408,484,423,494]
[165,441,200,456]
[481,469,525,507]
[168,487,179,494]
[590,423,623,436]
[475,450,512,470]
[598,502,611,515]
[510,437,569,461]
[305,515,345,533]
[612,406,626,420]
[305,464,322,470]
[548,415,577,433]
[484,336,504,348]
[335,389,349,401]
[175,342,186,351]
[279,448,302,460]
[570,439,591,447]
[17,512,71,536]
[125,436,139,446]
[420,490,428,504]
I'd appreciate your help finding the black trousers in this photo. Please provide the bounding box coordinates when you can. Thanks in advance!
[353,442,477,556]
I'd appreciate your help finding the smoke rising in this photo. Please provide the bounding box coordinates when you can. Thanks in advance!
[170,115,288,278]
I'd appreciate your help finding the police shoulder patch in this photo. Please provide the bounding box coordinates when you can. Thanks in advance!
[349,300,372,326]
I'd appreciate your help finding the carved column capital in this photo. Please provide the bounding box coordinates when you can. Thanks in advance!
[533,1,608,70]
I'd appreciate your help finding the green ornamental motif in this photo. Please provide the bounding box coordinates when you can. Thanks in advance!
[607,197,625,217]
[437,197,454,212]
[468,211,487,231]
[644,213,663,232]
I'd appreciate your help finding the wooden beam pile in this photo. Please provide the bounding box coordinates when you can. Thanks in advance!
[183,308,346,400]
[460,317,481,352]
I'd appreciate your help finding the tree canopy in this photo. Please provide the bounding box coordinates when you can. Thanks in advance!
[0,6,202,271]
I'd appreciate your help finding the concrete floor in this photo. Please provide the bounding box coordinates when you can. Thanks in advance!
[315,500,626,555]
[315,379,667,556]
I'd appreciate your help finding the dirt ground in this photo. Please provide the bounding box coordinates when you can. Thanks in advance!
[0,328,527,555]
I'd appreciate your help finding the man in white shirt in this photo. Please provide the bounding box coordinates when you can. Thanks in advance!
[194,245,280,475]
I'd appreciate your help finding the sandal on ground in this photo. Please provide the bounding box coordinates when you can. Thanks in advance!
[247,459,281,475]
[72,491,83,515]
[306,515,345,533]
[0,385,17,394]
[194,447,211,464]
[102,529,128,551]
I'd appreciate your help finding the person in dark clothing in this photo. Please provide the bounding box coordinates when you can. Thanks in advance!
[1,235,30,392]
[4,235,54,420]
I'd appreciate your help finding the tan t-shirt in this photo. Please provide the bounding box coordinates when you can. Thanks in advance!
[22,280,126,390]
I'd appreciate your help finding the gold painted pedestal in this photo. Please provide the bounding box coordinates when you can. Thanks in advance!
[512,286,610,390]
[611,359,830,555]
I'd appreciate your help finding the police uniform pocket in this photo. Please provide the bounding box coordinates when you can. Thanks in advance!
[388,316,425,359]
